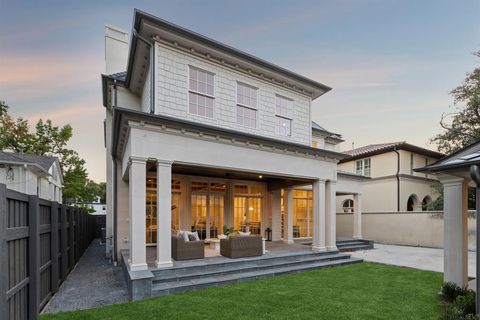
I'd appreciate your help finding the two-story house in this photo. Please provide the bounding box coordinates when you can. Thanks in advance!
[337,142,443,213]
[0,151,63,202]
[101,10,366,285]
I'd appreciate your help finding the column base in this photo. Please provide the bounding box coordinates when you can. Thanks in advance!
[128,260,148,271]
[353,235,363,240]
[155,260,173,269]
[283,239,294,245]
[326,246,338,252]
[312,245,327,252]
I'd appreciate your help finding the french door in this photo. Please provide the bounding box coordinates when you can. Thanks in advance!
[233,196,262,235]
[190,181,225,240]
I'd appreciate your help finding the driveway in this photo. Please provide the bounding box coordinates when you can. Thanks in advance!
[42,239,129,314]
[351,243,476,278]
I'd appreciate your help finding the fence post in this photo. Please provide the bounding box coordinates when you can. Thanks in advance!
[60,205,67,280]
[28,195,40,320]
[68,207,74,270]
[0,185,7,319]
[51,201,59,293]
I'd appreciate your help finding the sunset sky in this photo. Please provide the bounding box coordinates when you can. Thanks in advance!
[1,0,479,182]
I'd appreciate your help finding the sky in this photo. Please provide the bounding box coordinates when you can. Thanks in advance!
[0,0,479,182]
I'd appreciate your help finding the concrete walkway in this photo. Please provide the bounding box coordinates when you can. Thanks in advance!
[42,239,128,314]
[351,243,476,278]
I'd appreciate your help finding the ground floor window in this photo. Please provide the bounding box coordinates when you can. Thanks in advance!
[233,184,264,235]
[342,199,354,213]
[293,190,312,238]
[191,180,225,240]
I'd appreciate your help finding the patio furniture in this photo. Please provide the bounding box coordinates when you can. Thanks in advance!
[171,235,205,261]
[220,235,263,258]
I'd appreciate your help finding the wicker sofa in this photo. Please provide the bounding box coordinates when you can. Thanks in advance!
[171,235,204,261]
[220,235,262,259]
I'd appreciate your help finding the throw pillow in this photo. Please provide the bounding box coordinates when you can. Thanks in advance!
[238,231,251,236]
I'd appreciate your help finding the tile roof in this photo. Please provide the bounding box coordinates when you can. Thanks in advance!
[0,151,57,171]
[340,141,443,163]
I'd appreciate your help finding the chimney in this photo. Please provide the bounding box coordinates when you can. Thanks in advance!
[105,25,129,75]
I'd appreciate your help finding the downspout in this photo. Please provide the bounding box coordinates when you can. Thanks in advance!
[111,79,118,265]
[393,147,400,211]
[469,164,480,315]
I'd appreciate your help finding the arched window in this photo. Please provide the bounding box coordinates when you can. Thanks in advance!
[422,196,432,211]
[407,194,419,211]
[342,199,354,213]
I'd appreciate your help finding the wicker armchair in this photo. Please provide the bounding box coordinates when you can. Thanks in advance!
[171,235,204,261]
[220,236,262,259]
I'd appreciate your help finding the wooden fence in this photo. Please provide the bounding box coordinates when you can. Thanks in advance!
[0,184,97,320]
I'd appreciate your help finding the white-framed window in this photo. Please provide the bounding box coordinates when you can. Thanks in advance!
[188,66,214,118]
[355,158,371,177]
[342,199,354,213]
[276,116,291,136]
[275,95,293,136]
[237,105,257,128]
[237,82,257,109]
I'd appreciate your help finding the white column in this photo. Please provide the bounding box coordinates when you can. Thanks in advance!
[128,157,148,271]
[271,189,282,241]
[312,180,326,252]
[283,188,294,244]
[325,180,337,251]
[440,175,468,287]
[353,193,363,239]
[156,160,174,268]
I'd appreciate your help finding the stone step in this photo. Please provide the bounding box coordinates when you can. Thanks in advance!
[151,251,338,278]
[152,256,363,297]
[153,253,350,284]
[338,244,374,252]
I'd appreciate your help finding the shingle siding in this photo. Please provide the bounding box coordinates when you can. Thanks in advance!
[154,42,311,146]
[140,67,151,113]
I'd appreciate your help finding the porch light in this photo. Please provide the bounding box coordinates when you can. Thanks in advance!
[258,175,263,179]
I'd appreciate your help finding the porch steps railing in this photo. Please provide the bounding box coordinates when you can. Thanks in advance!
[151,251,362,296]
[336,239,374,252]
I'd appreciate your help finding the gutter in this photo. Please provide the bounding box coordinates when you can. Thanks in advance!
[393,146,400,212]
[470,164,480,315]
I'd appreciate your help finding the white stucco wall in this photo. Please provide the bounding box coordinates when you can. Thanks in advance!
[154,42,312,146]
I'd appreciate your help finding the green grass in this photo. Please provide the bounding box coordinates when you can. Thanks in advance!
[40,262,442,320]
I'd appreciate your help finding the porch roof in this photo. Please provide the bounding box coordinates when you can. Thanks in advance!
[111,107,349,162]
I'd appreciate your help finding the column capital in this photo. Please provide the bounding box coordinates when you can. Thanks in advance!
[156,159,173,168]
[314,178,326,184]
[129,156,148,165]
[326,180,337,185]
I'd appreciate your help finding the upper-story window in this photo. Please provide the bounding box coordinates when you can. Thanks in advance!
[237,82,257,128]
[189,66,214,118]
[275,95,293,136]
[356,158,371,177]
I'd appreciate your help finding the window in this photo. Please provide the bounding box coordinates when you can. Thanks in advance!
[311,141,318,148]
[189,67,214,118]
[355,158,371,177]
[237,106,256,128]
[275,95,293,136]
[342,199,354,213]
[237,82,257,108]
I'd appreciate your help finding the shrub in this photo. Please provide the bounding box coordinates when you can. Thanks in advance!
[442,282,467,302]
[454,290,476,317]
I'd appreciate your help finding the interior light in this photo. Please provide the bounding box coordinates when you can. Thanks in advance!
[258,175,263,179]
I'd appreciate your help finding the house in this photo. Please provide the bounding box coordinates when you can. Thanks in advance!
[101,9,366,298]
[79,196,106,216]
[416,139,479,295]
[336,142,443,213]
[0,151,63,202]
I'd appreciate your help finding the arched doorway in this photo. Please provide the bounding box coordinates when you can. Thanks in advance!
[422,196,432,211]
[407,194,419,211]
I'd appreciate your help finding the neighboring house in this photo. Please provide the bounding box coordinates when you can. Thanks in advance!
[337,142,443,212]
[0,151,63,203]
[78,196,107,215]
[101,9,364,273]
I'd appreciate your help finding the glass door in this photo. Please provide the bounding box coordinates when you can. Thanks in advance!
[234,196,247,233]
[146,177,157,245]
[209,194,224,238]
[293,190,312,238]
[191,194,207,239]
[191,180,226,240]
[233,184,263,235]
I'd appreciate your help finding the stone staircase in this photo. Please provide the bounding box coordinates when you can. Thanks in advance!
[336,239,374,252]
[150,251,362,297]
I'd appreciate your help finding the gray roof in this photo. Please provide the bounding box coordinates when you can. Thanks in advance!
[0,151,57,171]
[416,140,480,173]
[311,121,343,141]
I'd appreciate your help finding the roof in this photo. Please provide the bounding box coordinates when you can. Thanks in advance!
[0,151,57,171]
[122,9,331,99]
[416,139,480,173]
[311,121,343,141]
[339,141,444,163]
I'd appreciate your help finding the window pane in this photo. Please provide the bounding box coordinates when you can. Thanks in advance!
[198,70,206,83]
[206,107,213,118]
[207,73,214,86]
[206,84,214,96]
[190,68,197,80]
[198,81,206,93]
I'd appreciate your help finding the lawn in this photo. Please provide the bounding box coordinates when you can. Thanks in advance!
[40,262,442,320]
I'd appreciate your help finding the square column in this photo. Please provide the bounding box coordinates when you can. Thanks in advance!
[312,179,326,252]
[440,175,468,287]
[353,193,362,239]
[156,160,174,268]
[283,188,294,244]
[128,157,148,271]
[325,180,337,251]
[271,189,282,241]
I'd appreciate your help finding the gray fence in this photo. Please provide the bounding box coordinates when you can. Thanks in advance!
[0,184,96,320]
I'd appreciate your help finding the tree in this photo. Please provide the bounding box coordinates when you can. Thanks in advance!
[0,100,105,204]
[431,50,480,153]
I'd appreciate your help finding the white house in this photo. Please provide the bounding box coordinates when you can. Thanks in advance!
[337,142,443,213]
[0,151,63,202]
[101,10,364,277]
